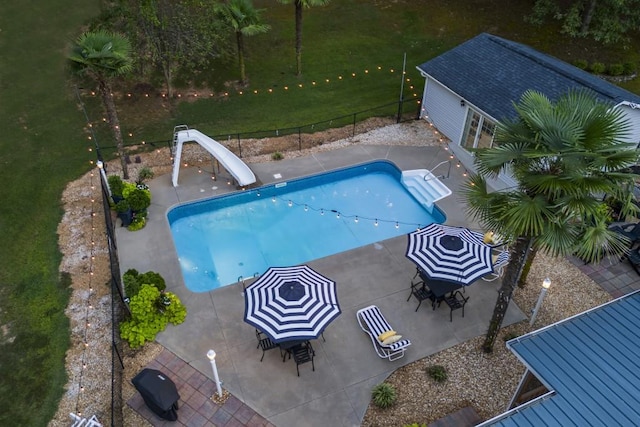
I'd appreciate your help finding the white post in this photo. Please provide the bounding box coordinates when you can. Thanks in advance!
[530,278,551,326]
[96,161,111,198]
[206,349,223,398]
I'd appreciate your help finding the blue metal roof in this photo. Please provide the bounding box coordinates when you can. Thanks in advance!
[485,291,640,426]
[416,33,640,121]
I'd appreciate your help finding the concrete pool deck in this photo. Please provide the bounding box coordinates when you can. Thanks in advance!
[118,144,526,426]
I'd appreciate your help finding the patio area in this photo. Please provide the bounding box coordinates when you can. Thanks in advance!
[119,144,529,426]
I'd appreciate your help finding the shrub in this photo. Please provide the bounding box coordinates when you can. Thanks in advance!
[127,188,151,212]
[272,151,284,160]
[623,62,637,75]
[115,199,131,213]
[108,175,125,198]
[426,365,448,383]
[371,382,397,409]
[119,284,187,348]
[127,215,146,231]
[590,62,606,74]
[403,424,427,427]
[573,59,588,70]
[137,166,154,183]
[123,269,166,297]
[503,331,519,342]
[608,63,624,76]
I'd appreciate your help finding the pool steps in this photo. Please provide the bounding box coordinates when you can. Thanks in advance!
[401,169,452,213]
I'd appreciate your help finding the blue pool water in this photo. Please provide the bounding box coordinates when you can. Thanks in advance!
[168,161,446,292]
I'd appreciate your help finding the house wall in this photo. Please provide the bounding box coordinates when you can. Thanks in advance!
[420,76,513,191]
[618,103,640,146]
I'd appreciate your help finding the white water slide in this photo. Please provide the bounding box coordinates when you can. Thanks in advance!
[171,127,256,187]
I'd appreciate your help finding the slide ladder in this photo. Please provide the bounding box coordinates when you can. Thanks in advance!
[401,169,452,213]
[171,126,256,187]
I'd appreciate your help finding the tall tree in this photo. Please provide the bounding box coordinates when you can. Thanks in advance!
[215,0,270,85]
[69,30,133,178]
[527,0,640,44]
[277,0,330,76]
[120,0,228,97]
[461,89,639,352]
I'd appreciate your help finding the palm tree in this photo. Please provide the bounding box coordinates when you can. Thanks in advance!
[461,89,639,352]
[277,0,330,76]
[69,30,133,178]
[216,0,270,85]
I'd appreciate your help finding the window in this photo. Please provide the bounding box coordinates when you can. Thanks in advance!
[461,110,496,150]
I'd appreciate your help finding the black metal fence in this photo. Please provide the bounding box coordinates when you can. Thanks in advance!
[97,97,422,160]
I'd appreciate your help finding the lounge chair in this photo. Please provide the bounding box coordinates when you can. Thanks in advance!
[356,305,411,361]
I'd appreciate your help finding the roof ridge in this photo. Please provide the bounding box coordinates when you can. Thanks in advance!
[483,33,629,102]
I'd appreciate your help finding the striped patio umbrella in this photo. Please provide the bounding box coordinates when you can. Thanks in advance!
[406,223,497,285]
[243,265,341,343]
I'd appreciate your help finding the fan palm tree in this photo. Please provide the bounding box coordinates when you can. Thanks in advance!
[461,89,639,352]
[69,30,133,178]
[216,0,270,85]
[277,0,330,76]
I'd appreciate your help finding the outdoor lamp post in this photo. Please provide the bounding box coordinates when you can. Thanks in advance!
[206,349,223,399]
[530,278,551,326]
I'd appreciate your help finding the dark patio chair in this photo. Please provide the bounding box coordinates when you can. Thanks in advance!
[442,291,469,322]
[609,222,640,250]
[626,247,640,275]
[256,329,279,362]
[407,279,436,311]
[290,341,315,376]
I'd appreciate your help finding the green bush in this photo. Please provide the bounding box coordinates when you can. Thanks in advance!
[590,62,606,74]
[108,175,125,197]
[608,63,624,76]
[371,382,397,409]
[126,188,151,212]
[623,62,638,75]
[137,166,154,183]
[503,331,519,342]
[119,284,187,348]
[271,151,284,160]
[426,365,448,383]
[403,424,427,427]
[123,269,166,297]
[115,199,131,213]
[573,59,588,70]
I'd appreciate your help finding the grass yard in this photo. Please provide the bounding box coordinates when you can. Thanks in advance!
[1,0,639,425]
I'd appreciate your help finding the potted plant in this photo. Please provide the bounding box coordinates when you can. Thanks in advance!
[127,188,151,214]
[115,199,133,227]
[108,175,125,204]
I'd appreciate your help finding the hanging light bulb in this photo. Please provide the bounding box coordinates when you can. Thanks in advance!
[288,200,293,207]
[336,212,340,219]
[256,191,261,197]
[272,197,276,203]
[395,222,399,229]
[320,209,324,215]
[304,204,308,211]
[354,216,359,223]
[374,219,379,227]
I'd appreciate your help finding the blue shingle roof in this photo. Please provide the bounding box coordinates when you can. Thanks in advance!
[485,291,640,426]
[416,33,640,121]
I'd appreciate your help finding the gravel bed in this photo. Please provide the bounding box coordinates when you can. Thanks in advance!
[50,119,611,426]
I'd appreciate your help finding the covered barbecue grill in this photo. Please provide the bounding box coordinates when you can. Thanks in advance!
[132,368,180,421]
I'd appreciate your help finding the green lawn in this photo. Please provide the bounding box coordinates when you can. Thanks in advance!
[1,0,639,425]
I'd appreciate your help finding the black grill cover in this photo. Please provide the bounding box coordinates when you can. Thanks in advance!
[132,368,180,421]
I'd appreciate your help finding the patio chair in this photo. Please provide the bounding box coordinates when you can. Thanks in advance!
[255,329,279,362]
[442,291,469,322]
[407,277,436,311]
[626,247,640,275]
[290,341,315,376]
[609,222,640,250]
[356,305,411,361]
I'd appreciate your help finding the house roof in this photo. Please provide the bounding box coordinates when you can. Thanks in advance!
[482,291,640,426]
[416,33,640,121]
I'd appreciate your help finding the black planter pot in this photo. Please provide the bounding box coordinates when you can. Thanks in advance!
[112,195,124,204]
[117,209,134,227]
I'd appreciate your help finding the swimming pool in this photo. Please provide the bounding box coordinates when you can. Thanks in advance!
[168,161,446,292]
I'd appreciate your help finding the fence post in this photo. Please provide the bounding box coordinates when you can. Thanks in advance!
[237,134,242,158]
[352,113,357,137]
[298,128,302,151]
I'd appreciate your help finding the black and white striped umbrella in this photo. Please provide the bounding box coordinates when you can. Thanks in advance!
[243,265,341,343]
[406,224,495,285]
